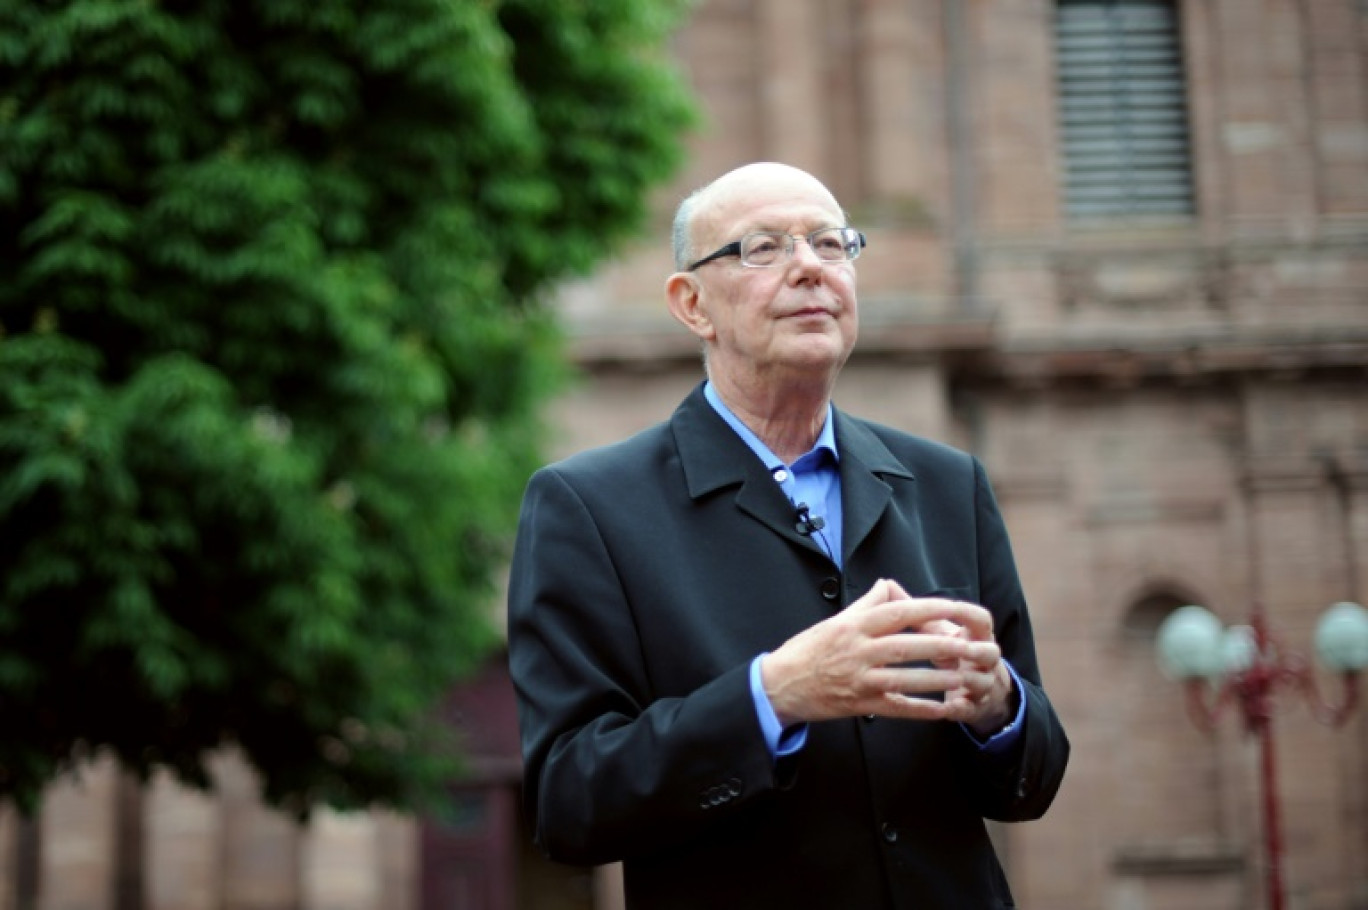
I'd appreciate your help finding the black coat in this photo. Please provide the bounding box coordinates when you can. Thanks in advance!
[508,384,1069,909]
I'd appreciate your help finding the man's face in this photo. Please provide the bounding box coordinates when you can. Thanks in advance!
[681,168,859,392]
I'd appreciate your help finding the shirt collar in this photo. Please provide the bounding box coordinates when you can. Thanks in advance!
[703,380,839,470]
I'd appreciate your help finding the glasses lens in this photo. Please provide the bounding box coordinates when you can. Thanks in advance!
[740,233,787,266]
[810,228,857,262]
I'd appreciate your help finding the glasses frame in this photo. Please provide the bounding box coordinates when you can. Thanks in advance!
[686,227,867,271]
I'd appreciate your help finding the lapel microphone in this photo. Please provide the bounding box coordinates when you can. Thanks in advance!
[793,502,826,537]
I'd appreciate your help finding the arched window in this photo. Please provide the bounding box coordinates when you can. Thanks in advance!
[1111,592,1224,849]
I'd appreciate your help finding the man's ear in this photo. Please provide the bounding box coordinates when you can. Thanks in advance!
[665,272,715,341]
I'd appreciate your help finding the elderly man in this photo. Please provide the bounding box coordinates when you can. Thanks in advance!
[508,162,1069,909]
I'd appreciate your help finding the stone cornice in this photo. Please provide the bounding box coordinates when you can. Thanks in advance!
[564,303,1368,390]
[960,326,1368,391]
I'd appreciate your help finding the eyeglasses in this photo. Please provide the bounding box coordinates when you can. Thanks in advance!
[686,227,866,271]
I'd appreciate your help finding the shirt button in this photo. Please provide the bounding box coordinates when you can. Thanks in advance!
[881,823,899,844]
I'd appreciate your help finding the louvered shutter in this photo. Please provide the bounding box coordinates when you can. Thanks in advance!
[1056,0,1195,219]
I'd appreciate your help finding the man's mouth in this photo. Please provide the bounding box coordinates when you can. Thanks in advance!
[786,306,834,319]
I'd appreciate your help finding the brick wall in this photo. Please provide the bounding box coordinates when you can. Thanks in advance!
[558,2,1368,909]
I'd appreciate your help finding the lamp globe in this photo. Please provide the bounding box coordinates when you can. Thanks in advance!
[1156,605,1226,680]
[1315,601,1368,672]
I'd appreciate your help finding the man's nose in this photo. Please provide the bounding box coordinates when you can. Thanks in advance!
[788,236,825,271]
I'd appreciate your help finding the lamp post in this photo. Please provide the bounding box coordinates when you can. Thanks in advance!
[1154,600,1368,910]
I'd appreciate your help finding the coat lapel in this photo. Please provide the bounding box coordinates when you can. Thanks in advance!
[670,384,830,558]
[833,410,916,563]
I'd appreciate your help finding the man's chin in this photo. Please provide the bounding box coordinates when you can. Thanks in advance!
[776,336,854,373]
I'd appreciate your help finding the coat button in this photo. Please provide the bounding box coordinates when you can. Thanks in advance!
[820,577,841,601]
[863,714,876,723]
[881,823,898,844]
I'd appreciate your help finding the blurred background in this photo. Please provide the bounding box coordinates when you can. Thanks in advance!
[2,0,1366,909]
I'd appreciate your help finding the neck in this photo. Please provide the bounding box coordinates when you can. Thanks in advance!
[709,373,831,464]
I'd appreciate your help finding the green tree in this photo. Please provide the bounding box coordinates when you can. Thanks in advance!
[0,0,694,815]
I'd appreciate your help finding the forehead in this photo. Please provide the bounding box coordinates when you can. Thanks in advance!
[696,172,844,241]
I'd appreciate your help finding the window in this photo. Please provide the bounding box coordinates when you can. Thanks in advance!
[1055,0,1195,220]
[1112,591,1224,848]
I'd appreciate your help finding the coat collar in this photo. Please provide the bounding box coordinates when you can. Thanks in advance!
[670,383,915,561]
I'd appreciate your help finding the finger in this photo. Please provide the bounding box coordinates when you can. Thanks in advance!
[959,641,1002,670]
[939,692,982,723]
[857,598,987,638]
[864,666,963,697]
[958,670,997,704]
[880,691,955,721]
[845,578,905,614]
[950,602,997,643]
[920,618,966,639]
[881,577,913,601]
[917,620,970,669]
[863,632,973,669]
[919,600,996,645]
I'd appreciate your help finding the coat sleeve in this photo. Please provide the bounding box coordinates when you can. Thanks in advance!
[506,466,781,866]
[954,457,1070,822]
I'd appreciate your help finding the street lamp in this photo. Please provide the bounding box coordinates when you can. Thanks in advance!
[1155,600,1368,910]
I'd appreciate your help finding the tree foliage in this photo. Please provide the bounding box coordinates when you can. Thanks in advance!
[0,0,694,814]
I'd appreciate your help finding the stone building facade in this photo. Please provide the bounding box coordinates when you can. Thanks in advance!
[4,1,1366,909]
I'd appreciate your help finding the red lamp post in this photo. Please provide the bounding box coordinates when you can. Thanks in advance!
[1156,601,1368,910]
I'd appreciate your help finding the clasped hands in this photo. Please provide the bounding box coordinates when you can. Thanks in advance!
[760,578,1016,737]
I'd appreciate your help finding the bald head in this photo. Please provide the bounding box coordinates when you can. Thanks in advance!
[671,162,845,271]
